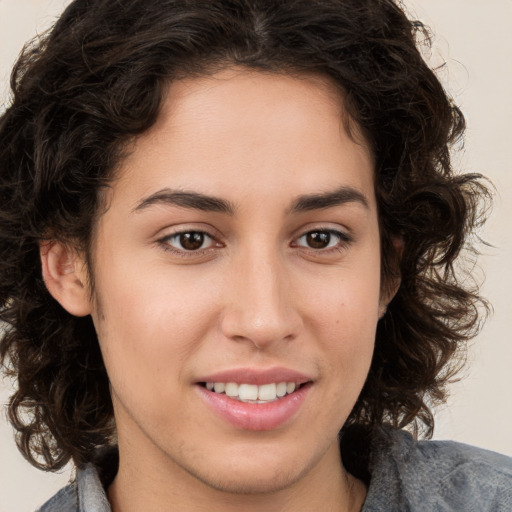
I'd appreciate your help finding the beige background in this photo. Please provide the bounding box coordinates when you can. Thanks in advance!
[1,0,511,510]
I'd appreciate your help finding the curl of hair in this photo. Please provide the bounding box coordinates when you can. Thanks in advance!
[0,0,490,479]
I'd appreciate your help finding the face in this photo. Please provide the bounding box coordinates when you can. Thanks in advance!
[85,69,382,495]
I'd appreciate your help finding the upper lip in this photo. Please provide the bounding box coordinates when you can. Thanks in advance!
[196,367,313,386]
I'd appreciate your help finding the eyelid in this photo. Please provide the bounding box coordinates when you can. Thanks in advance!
[155,222,220,241]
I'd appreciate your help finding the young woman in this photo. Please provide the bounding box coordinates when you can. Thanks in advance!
[1,1,510,510]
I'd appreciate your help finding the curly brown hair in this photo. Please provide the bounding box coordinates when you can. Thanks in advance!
[0,0,489,480]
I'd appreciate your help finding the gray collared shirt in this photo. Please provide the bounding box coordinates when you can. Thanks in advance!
[37,428,512,511]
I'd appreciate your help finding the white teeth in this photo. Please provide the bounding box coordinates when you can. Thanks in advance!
[276,382,287,397]
[225,382,238,397]
[213,382,225,393]
[258,383,277,401]
[206,381,299,402]
[286,382,296,394]
[238,384,258,401]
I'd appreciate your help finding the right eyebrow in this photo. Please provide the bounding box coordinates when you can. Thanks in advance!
[290,185,370,213]
[132,188,235,215]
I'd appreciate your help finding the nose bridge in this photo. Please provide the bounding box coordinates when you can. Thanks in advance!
[221,243,300,347]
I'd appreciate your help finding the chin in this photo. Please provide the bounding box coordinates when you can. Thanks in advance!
[190,464,306,496]
[168,441,315,496]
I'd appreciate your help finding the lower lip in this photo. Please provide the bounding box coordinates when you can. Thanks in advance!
[197,384,311,431]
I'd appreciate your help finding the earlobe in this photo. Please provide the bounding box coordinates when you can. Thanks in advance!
[40,241,92,317]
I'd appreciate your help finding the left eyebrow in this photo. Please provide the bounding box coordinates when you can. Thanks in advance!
[290,186,370,213]
[133,188,235,215]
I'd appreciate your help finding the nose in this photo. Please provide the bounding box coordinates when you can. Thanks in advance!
[219,250,303,350]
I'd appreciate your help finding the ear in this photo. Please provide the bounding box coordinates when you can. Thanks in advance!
[378,279,400,319]
[378,237,403,319]
[40,241,92,317]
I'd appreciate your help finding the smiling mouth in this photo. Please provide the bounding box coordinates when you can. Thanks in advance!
[200,381,308,403]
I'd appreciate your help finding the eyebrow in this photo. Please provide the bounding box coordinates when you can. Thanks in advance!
[290,186,369,212]
[133,189,235,214]
[133,185,369,216]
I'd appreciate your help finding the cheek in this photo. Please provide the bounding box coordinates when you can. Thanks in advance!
[303,255,382,336]
[315,284,378,420]
[300,251,381,383]
[90,263,222,398]
[319,296,377,384]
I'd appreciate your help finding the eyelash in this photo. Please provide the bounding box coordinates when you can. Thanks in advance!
[157,227,352,258]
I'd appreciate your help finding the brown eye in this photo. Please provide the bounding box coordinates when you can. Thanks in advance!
[295,229,348,250]
[306,231,331,249]
[179,232,205,250]
[165,231,213,251]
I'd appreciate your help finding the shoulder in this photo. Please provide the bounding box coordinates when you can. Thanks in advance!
[36,448,116,512]
[363,427,512,511]
[36,482,78,512]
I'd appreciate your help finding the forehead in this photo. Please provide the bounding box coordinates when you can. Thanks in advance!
[107,68,375,213]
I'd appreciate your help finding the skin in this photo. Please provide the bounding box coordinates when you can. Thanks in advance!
[43,68,390,511]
